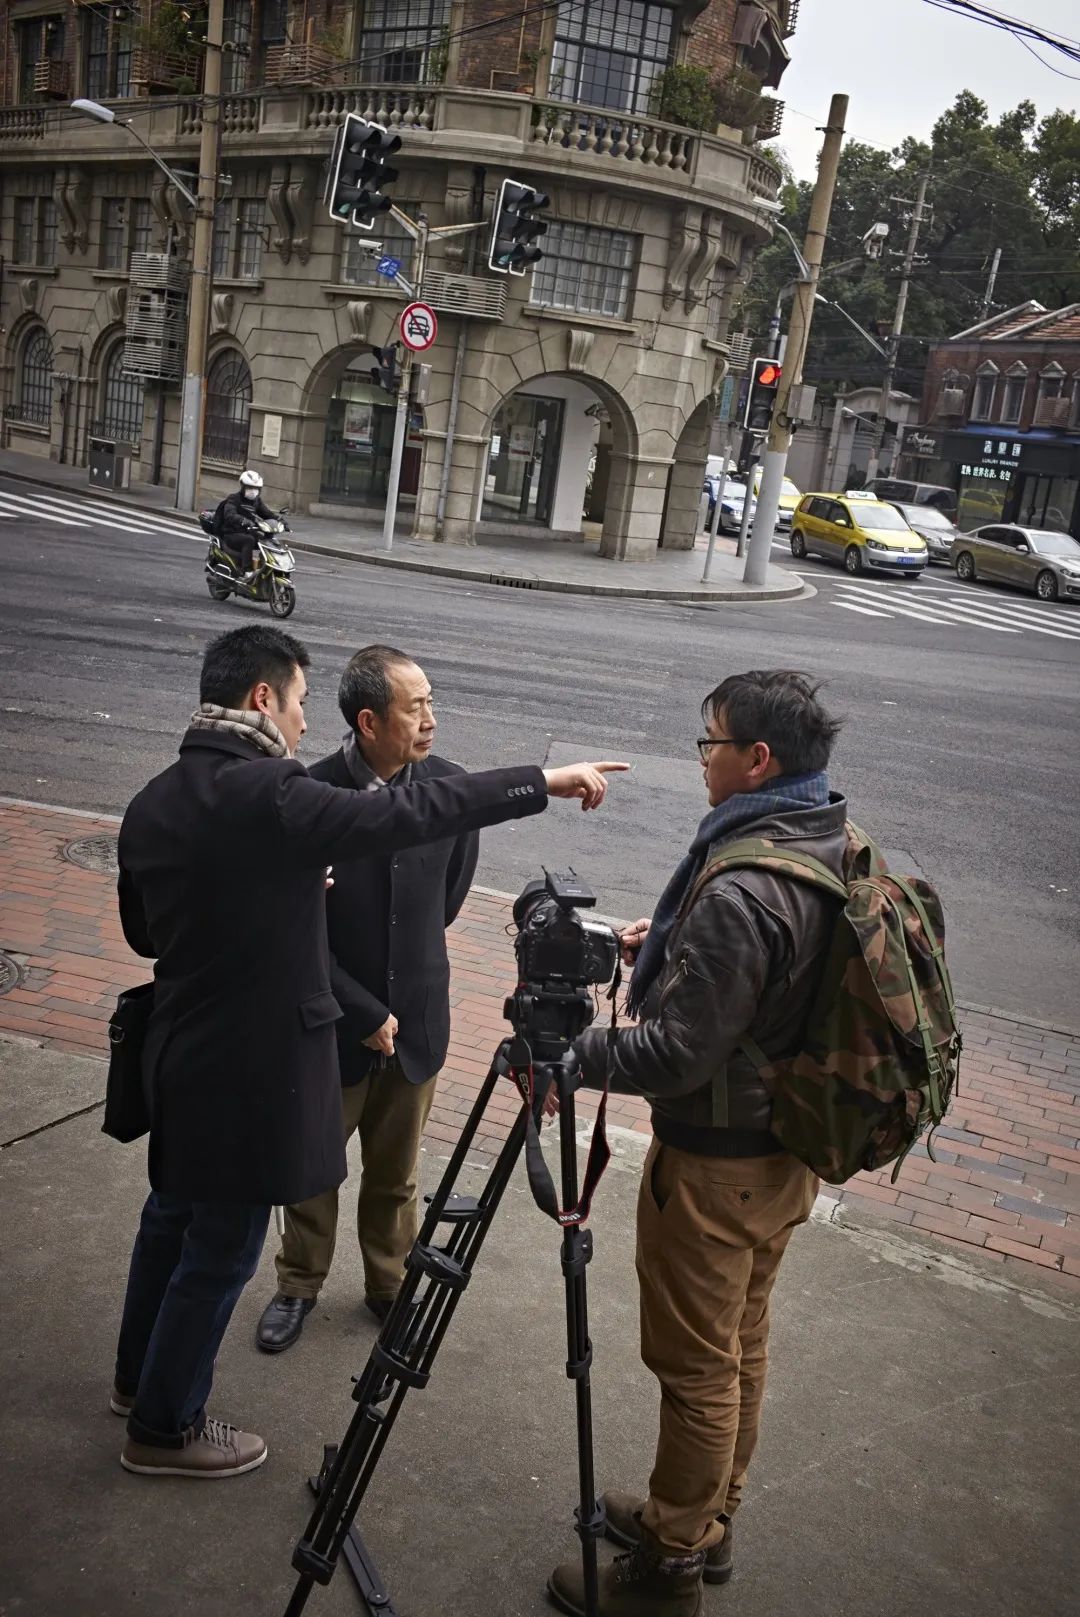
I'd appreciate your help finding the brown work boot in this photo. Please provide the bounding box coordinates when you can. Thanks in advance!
[548,1530,704,1617]
[121,1416,267,1478]
[603,1492,733,1585]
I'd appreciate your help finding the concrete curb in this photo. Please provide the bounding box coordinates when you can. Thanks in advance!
[0,460,811,606]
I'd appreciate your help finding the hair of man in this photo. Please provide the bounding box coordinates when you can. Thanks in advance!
[702,670,842,776]
[199,624,311,709]
[338,644,417,731]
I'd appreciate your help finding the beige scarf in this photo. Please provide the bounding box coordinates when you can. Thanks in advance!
[189,702,288,758]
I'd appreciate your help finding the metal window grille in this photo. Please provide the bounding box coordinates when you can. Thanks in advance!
[204,350,252,466]
[550,0,675,114]
[359,0,451,85]
[211,198,232,279]
[116,20,133,97]
[39,200,58,267]
[14,198,34,264]
[342,202,417,287]
[98,342,146,444]
[529,221,635,319]
[14,326,53,425]
[102,198,127,270]
[130,198,153,257]
[261,0,289,45]
[222,0,251,94]
[86,12,110,100]
[236,200,266,279]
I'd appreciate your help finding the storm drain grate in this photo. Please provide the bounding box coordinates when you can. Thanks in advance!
[61,835,120,877]
[490,575,539,589]
[0,952,21,997]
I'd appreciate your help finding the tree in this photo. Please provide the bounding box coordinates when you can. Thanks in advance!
[735,92,1080,402]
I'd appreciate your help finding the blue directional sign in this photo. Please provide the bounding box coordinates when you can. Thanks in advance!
[377,255,402,279]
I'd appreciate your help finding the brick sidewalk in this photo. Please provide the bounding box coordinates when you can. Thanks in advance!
[3,797,1079,1292]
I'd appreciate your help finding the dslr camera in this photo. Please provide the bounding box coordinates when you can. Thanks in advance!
[505,870,619,1060]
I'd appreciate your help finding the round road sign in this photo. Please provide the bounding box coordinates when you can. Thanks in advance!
[399,301,438,351]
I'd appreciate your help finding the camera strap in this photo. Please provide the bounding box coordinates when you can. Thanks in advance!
[510,971,621,1228]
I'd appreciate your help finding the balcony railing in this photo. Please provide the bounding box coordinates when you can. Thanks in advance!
[180,97,260,136]
[530,102,695,172]
[0,106,50,140]
[303,87,437,131]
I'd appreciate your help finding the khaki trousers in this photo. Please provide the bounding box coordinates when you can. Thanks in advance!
[636,1137,818,1556]
[275,1059,437,1302]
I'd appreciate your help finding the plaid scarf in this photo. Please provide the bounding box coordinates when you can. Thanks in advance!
[188,703,288,758]
[625,770,830,1018]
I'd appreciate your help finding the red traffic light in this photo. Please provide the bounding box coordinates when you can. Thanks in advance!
[756,361,782,386]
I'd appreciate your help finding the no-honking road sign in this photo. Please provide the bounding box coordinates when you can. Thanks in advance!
[399,301,438,351]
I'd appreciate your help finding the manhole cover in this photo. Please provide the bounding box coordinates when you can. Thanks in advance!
[0,952,21,997]
[62,834,120,877]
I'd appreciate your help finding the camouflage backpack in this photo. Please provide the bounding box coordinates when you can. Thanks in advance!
[687,822,961,1185]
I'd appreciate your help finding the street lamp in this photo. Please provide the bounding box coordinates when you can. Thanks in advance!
[70,99,198,209]
[70,0,224,513]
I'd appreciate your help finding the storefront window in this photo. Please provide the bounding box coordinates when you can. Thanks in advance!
[320,358,422,505]
[956,463,1013,530]
[1017,474,1078,535]
[483,396,565,526]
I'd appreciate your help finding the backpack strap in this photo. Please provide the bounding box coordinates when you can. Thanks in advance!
[684,837,850,1129]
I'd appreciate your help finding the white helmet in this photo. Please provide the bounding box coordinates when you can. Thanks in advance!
[239,469,264,489]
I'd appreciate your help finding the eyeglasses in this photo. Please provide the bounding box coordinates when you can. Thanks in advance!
[696,737,745,763]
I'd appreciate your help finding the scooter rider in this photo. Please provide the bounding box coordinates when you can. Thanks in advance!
[216,470,278,579]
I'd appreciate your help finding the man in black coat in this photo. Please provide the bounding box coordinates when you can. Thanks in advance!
[112,622,625,1480]
[257,645,480,1351]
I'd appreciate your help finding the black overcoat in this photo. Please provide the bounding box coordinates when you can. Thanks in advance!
[309,748,479,1086]
[117,728,545,1203]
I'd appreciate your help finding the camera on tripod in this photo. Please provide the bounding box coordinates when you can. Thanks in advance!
[505,870,619,1062]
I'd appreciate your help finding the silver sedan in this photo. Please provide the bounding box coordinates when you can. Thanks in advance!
[952,524,1080,602]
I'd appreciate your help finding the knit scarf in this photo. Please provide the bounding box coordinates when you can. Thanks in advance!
[625,771,830,1018]
[342,733,413,792]
[188,703,288,758]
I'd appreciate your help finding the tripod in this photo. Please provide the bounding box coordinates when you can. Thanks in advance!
[283,1034,607,1617]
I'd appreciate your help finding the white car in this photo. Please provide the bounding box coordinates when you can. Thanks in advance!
[704,475,756,534]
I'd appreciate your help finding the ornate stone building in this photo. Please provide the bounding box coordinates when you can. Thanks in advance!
[0,1,794,556]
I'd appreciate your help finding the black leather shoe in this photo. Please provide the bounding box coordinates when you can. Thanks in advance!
[256,1293,316,1354]
[364,1294,395,1324]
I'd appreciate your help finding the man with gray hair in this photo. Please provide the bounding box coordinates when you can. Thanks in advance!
[257,645,476,1351]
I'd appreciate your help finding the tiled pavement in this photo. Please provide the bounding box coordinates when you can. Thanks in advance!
[3,796,1080,1293]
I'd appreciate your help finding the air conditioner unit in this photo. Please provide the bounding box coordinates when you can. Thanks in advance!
[938,387,966,417]
[1034,395,1070,430]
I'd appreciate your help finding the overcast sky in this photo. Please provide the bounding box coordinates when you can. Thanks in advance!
[777,0,1079,179]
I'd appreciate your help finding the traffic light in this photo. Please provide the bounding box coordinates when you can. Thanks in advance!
[370,343,400,395]
[488,178,550,275]
[326,113,402,231]
[743,357,783,432]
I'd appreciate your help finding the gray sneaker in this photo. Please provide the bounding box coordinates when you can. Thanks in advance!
[121,1417,267,1478]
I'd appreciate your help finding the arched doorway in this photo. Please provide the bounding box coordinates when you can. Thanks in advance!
[319,354,422,508]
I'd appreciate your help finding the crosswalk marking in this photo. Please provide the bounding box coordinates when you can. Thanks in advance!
[0,483,201,541]
[825,576,1080,642]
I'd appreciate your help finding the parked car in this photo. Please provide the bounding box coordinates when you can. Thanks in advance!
[887,501,962,566]
[704,474,755,534]
[952,525,1080,602]
[751,469,803,527]
[861,477,958,517]
[790,493,928,575]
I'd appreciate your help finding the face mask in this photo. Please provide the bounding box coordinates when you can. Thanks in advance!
[242,488,257,501]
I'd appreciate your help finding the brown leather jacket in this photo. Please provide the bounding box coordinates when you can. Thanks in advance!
[576,796,849,1156]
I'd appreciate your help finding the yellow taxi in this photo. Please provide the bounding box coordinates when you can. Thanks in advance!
[751,469,802,528]
[789,492,929,576]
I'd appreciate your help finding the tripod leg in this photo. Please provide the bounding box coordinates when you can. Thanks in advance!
[283,1045,535,1616]
[558,1078,604,1617]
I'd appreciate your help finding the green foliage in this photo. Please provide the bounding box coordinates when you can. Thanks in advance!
[736,91,1080,403]
[648,63,768,133]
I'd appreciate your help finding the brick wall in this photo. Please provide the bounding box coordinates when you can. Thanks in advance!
[681,0,740,78]
[455,0,544,94]
[922,338,1080,432]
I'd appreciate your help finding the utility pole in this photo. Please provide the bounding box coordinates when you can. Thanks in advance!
[863,168,930,486]
[980,246,1002,322]
[175,0,223,513]
[382,216,429,549]
[744,92,848,587]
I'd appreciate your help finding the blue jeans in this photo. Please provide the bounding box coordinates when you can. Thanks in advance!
[115,1192,270,1447]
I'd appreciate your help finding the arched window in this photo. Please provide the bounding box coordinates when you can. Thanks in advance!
[203,349,252,466]
[13,325,53,425]
[97,341,146,445]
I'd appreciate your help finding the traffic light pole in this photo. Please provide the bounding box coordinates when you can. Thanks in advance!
[743,93,848,587]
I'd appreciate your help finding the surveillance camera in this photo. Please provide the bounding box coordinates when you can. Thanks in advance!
[863,222,889,242]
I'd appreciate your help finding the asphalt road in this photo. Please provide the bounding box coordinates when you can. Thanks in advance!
[1,479,1078,1024]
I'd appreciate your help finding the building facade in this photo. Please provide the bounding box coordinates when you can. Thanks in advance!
[0,0,791,557]
[899,302,1080,538]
